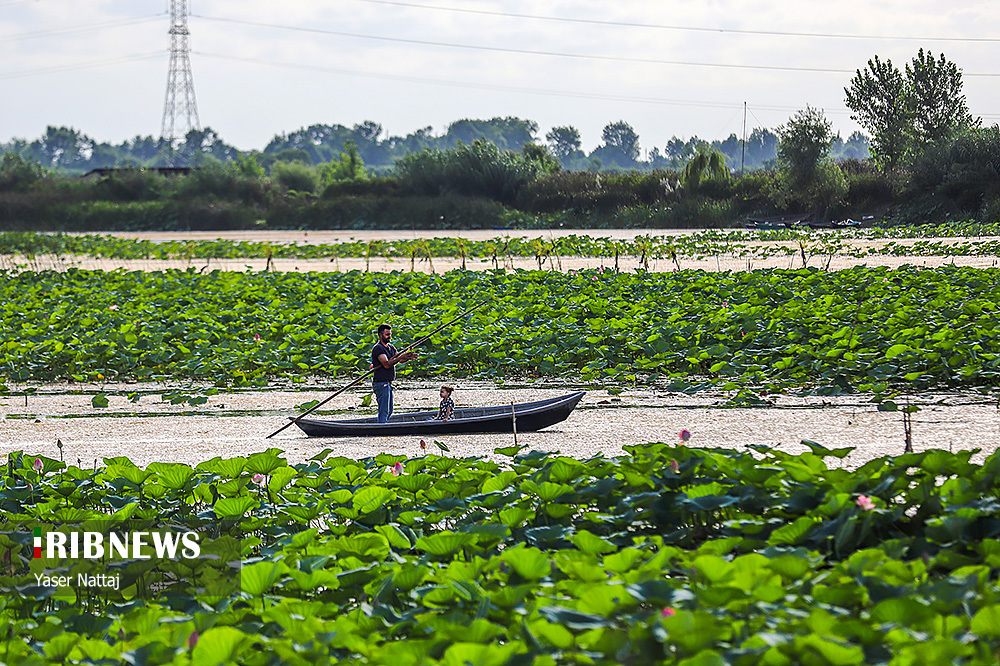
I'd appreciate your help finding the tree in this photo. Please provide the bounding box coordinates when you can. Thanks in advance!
[598,120,640,166]
[832,131,871,160]
[744,128,779,169]
[777,107,845,214]
[545,126,582,161]
[443,118,538,151]
[26,126,93,170]
[846,51,974,172]
[777,106,834,187]
[681,148,729,192]
[664,136,708,170]
[175,127,239,166]
[712,134,741,171]
[906,49,975,146]
[319,140,368,185]
[521,143,561,174]
[0,152,45,191]
[845,55,910,172]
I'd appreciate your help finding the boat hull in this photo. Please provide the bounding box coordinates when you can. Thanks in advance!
[292,391,585,437]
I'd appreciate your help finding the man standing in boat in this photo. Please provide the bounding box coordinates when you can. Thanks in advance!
[372,324,417,423]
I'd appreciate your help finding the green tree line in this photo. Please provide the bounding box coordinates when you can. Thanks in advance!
[0,50,996,231]
[0,116,868,176]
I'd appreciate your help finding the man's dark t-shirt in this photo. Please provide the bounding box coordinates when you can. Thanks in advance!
[372,342,398,382]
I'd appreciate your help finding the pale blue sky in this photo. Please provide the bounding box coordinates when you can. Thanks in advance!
[2,0,998,152]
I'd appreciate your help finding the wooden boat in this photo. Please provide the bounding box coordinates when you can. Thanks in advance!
[291,391,585,437]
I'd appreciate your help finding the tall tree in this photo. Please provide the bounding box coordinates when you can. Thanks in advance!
[744,128,779,169]
[777,107,846,213]
[595,120,640,167]
[776,106,834,186]
[906,49,975,146]
[545,126,581,161]
[664,136,708,170]
[27,126,93,170]
[845,55,910,172]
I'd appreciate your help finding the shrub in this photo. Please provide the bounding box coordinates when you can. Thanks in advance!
[395,141,540,204]
[516,170,680,212]
[268,193,508,229]
[93,169,166,202]
[910,126,1000,212]
[0,153,45,192]
[272,161,320,194]
[175,161,271,205]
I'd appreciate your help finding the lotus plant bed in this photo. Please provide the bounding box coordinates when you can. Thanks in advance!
[4,221,1000,268]
[2,266,999,394]
[3,442,1000,664]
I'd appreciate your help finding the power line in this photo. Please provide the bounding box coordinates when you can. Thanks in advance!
[193,50,1000,121]
[347,0,1000,43]
[193,15,856,75]
[193,50,848,115]
[0,52,162,80]
[193,14,1000,78]
[0,15,163,43]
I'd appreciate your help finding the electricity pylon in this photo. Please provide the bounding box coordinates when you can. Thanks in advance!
[160,0,200,143]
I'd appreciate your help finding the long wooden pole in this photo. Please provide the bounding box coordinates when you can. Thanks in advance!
[266,300,488,439]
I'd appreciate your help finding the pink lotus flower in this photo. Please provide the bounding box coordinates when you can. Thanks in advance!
[391,461,404,476]
[32,458,43,472]
[253,333,261,342]
[252,473,265,485]
[856,494,875,511]
[187,630,199,650]
[109,304,119,311]
[661,607,676,617]
[669,459,679,474]
[679,429,692,443]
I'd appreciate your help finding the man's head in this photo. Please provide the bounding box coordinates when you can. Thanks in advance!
[377,324,391,343]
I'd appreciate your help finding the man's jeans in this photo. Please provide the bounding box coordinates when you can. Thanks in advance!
[373,381,393,423]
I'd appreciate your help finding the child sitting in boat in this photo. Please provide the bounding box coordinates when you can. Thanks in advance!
[436,385,455,421]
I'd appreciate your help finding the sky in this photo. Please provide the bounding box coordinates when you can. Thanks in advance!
[1,0,998,154]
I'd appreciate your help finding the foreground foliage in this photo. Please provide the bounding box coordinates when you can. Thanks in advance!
[3,442,1000,664]
[2,265,1000,393]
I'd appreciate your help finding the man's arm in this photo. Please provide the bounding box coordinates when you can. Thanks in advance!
[377,350,417,369]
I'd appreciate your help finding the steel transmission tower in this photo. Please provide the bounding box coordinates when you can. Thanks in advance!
[160,0,201,143]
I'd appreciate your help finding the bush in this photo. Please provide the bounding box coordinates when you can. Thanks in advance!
[272,161,320,194]
[268,193,508,229]
[909,126,1000,212]
[843,169,895,212]
[174,161,271,205]
[395,141,540,204]
[515,170,680,212]
[322,176,399,199]
[0,153,45,192]
[46,200,261,231]
[93,169,166,202]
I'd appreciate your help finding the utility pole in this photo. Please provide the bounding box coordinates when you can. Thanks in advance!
[160,0,200,144]
[740,102,747,176]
